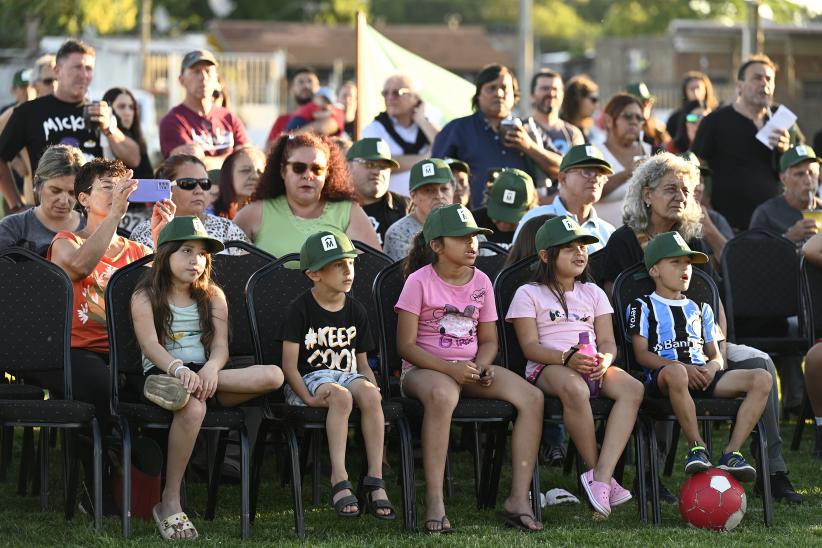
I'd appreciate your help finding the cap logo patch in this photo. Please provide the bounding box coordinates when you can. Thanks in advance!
[502,189,517,204]
[377,141,391,157]
[192,218,205,232]
[585,146,595,157]
[422,163,435,177]
[457,208,470,222]
[321,235,338,251]
[673,233,687,247]
[561,218,576,232]
[795,145,808,157]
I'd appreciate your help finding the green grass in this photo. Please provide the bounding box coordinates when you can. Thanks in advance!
[0,422,820,547]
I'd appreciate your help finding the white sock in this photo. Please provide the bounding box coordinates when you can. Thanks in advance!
[815,417,822,426]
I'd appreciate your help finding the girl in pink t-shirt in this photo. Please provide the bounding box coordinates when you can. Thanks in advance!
[395,204,544,534]
[506,216,643,519]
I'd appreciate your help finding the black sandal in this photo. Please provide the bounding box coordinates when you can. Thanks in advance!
[358,476,396,520]
[330,480,360,518]
[425,515,454,534]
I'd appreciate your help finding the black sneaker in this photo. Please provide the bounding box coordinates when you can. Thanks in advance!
[756,471,803,504]
[541,444,566,467]
[684,444,712,476]
[812,426,822,460]
[716,451,756,482]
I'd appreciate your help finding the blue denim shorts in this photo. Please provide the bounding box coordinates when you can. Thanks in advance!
[284,369,368,406]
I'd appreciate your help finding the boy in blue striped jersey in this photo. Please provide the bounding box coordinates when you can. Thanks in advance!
[628,232,772,481]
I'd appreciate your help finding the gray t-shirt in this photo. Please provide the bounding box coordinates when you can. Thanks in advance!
[0,208,86,256]
[749,195,804,237]
[383,214,422,262]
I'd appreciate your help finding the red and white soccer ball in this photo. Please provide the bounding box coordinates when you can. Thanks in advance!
[679,469,747,531]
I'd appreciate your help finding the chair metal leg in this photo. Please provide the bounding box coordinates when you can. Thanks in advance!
[120,418,133,538]
[663,422,679,477]
[531,461,542,522]
[702,420,712,459]
[635,420,648,523]
[0,425,12,480]
[484,423,508,509]
[563,437,576,475]
[648,421,662,525]
[471,423,482,502]
[239,426,251,539]
[39,427,49,511]
[397,418,417,531]
[757,419,773,526]
[205,430,229,520]
[790,391,811,451]
[249,420,270,522]
[311,430,322,506]
[91,419,103,531]
[286,426,305,538]
[17,426,34,495]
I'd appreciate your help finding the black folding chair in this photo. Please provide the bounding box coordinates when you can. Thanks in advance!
[246,253,416,537]
[0,247,103,530]
[106,255,252,538]
[613,262,773,526]
[791,256,822,450]
[587,248,607,288]
[476,240,509,282]
[493,254,636,522]
[372,260,515,514]
[721,229,812,353]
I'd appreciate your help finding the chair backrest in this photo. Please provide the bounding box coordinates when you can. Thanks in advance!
[210,242,275,357]
[372,261,405,391]
[612,262,719,373]
[0,247,73,395]
[721,229,801,340]
[476,240,509,282]
[105,254,154,408]
[801,256,822,338]
[588,248,606,288]
[246,254,312,366]
[351,241,392,348]
[493,254,539,377]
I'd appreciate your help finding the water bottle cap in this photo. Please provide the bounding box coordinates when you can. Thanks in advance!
[578,332,590,344]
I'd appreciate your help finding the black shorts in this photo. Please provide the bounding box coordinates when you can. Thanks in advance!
[646,366,726,399]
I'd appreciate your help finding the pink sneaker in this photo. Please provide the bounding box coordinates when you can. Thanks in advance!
[580,469,611,517]
[610,478,632,507]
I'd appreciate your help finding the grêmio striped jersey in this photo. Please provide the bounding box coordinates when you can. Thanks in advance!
[627,292,723,383]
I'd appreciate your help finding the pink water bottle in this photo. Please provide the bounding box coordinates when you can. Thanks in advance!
[577,332,601,399]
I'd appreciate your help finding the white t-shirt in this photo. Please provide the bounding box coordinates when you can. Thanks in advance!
[362,118,430,197]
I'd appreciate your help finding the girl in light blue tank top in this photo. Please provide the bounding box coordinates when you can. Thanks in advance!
[130,216,284,540]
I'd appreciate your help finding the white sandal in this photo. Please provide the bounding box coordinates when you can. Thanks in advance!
[153,504,199,540]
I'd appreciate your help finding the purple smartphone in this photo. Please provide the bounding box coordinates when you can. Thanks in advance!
[129,179,171,203]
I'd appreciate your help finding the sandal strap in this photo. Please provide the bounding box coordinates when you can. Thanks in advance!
[360,475,386,491]
[333,494,359,511]
[331,480,355,497]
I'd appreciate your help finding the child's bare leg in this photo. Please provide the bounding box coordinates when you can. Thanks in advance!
[215,364,284,407]
[713,369,772,453]
[464,366,543,530]
[348,378,390,515]
[315,383,357,514]
[804,344,822,416]
[597,367,644,482]
[402,369,460,531]
[537,365,598,469]
[656,364,704,446]
[158,397,206,539]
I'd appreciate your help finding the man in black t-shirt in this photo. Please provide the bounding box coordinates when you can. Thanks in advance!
[347,138,408,246]
[691,54,801,231]
[0,39,141,214]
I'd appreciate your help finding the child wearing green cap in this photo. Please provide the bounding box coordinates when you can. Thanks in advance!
[131,216,285,540]
[281,229,395,520]
[396,204,544,533]
[506,216,643,518]
[628,231,772,483]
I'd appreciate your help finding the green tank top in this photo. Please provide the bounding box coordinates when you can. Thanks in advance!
[254,196,352,260]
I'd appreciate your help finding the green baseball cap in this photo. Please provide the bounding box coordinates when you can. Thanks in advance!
[534,216,599,253]
[422,204,493,243]
[644,231,708,271]
[679,151,712,176]
[780,144,820,173]
[157,216,225,253]
[409,158,453,192]
[346,138,400,169]
[300,229,357,272]
[625,82,655,102]
[486,169,536,224]
[559,144,614,174]
[12,69,31,88]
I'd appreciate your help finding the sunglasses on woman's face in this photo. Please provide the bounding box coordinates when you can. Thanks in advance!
[172,178,212,191]
[286,161,327,177]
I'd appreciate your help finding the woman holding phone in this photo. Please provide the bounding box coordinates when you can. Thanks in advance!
[128,154,250,250]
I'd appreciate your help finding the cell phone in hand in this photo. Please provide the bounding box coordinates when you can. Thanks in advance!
[129,179,172,203]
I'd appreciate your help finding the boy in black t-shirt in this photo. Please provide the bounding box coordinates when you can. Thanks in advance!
[628,232,772,482]
[281,229,395,520]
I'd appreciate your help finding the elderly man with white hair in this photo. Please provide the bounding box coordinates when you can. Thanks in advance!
[362,73,439,196]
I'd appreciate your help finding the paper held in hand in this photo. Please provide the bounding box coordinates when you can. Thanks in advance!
[755,105,797,149]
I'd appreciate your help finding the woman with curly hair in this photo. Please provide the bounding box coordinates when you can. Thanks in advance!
[234,133,380,257]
